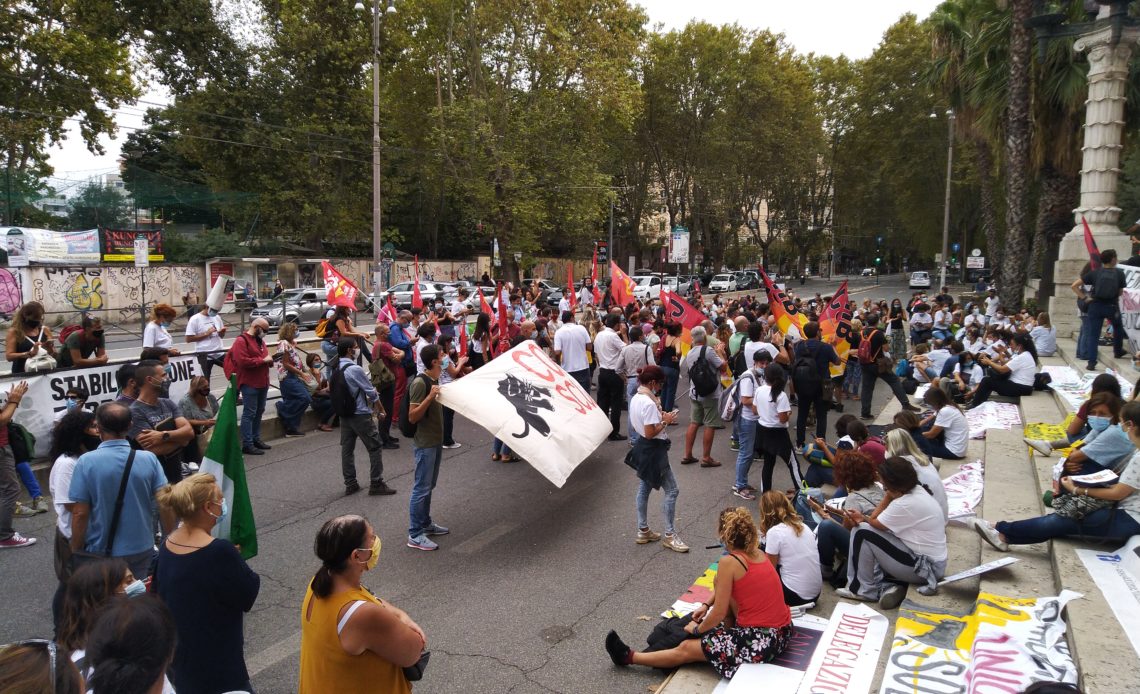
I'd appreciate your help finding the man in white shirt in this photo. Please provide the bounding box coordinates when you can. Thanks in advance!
[557,291,572,315]
[553,311,593,393]
[984,290,1000,322]
[185,304,227,379]
[594,313,628,440]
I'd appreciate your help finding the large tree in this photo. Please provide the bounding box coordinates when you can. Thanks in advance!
[66,182,130,230]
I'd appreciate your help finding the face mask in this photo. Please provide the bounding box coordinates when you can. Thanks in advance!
[1088,415,1111,432]
[66,398,78,410]
[25,320,40,329]
[82,433,102,451]
[359,536,381,571]
[124,579,147,598]
[159,321,170,328]
[207,308,219,317]
[164,364,173,376]
[207,497,229,520]
[92,330,105,338]
[312,360,323,370]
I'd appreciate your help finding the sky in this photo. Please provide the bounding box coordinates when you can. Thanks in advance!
[46,0,943,185]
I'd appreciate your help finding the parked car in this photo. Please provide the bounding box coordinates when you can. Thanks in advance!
[250,288,336,329]
[630,275,664,301]
[908,271,932,289]
[437,280,477,302]
[861,267,875,277]
[734,271,761,290]
[661,276,692,298]
[383,281,447,309]
[708,273,737,292]
[521,278,564,303]
[462,284,500,311]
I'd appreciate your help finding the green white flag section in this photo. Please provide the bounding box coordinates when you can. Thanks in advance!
[437,340,611,487]
[200,380,258,559]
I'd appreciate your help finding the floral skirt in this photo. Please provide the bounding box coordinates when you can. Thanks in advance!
[700,623,793,679]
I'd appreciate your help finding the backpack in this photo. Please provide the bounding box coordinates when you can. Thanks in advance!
[688,347,719,398]
[314,317,331,339]
[58,324,83,347]
[718,371,755,422]
[856,330,881,365]
[369,357,395,389]
[792,349,822,398]
[329,362,359,417]
[8,422,35,463]
[1092,268,1122,301]
[729,339,749,378]
[398,374,429,438]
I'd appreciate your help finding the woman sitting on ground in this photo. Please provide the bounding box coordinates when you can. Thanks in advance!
[758,491,822,606]
[1029,312,1057,357]
[975,400,1140,551]
[912,387,968,460]
[802,452,884,584]
[806,413,857,488]
[1040,393,1134,499]
[605,507,792,678]
[837,457,948,609]
[968,333,1038,408]
[1024,373,1122,456]
[884,428,949,521]
[304,353,336,432]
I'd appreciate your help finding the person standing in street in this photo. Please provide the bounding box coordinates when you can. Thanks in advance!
[791,321,840,448]
[185,303,227,379]
[553,310,593,393]
[407,344,448,551]
[617,325,656,445]
[128,360,197,484]
[1080,248,1128,370]
[594,313,628,441]
[680,326,726,468]
[389,311,415,410]
[69,402,177,578]
[0,381,33,549]
[372,323,403,449]
[333,337,396,497]
[231,318,274,456]
[626,365,687,552]
[858,314,919,421]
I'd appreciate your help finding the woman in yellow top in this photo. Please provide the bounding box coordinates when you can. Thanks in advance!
[300,515,427,694]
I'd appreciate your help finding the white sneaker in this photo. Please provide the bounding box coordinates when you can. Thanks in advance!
[1023,438,1053,457]
[635,528,661,544]
[834,587,873,602]
[973,518,1009,552]
[662,534,689,553]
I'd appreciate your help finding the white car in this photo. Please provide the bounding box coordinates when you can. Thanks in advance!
[630,275,663,300]
[909,271,932,289]
[861,267,875,277]
[708,273,737,292]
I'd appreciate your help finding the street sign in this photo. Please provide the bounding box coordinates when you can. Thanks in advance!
[669,226,689,264]
[134,237,150,268]
[967,256,985,269]
[971,248,982,257]
[934,252,942,263]
[595,241,608,263]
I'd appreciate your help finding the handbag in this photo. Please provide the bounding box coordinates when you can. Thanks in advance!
[24,327,56,372]
[1051,491,1113,520]
[403,650,431,681]
[876,356,894,375]
[69,450,137,570]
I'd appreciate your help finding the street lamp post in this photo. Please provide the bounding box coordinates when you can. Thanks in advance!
[932,109,955,290]
[356,0,396,293]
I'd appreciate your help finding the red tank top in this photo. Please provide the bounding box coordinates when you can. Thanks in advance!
[728,554,792,628]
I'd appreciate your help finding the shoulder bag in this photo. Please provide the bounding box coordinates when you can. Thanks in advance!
[68,449,138,574]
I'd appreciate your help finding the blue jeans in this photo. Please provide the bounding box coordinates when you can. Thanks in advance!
[793,489,825,531]
[627,377,641,445]
[239,385,268,446]
[569,369,591,394]
[996,508,1140,545]
[914,423,964,460]
[16,461,41,498]
[320,341,339,379]
[1083,300,1125,367]
[734,418,758,489]
[816,519,851,570]
[661,366,680,413]
[275,374,311,432]
[805,463,835,488]
[1076,310,1091,360]
[493,439,511,457]
[636,465,678,535]
[408,445,443,537]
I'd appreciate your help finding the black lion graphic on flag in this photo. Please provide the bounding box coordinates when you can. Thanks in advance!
[497,373,555,438]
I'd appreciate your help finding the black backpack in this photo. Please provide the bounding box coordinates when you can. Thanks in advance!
[792,348,822,398]
[729,339,749,378]
[1092,268,1123,301]
[329,363,359,417]
[689,347,719,398]
[398,374,428,438]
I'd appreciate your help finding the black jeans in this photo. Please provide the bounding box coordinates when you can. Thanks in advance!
[859,363,909,418]
[969,374,1034,407]
[596,368,625,435]
[378,385,395,443]
[795,394,827,447]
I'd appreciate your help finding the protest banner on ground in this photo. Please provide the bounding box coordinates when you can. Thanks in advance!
[880,590,1081,693]
[437,340,610,487]
[942,459,984,523]
[1076,536,1140,660]
[6,354,199,457]
[794,602,888,694]
[963,401,1021,439]
[1023,419,1076,456]
[938,556,1019,586]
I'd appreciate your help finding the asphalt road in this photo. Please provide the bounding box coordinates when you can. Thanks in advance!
[0,273,938,693]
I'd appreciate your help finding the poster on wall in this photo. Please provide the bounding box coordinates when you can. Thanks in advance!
[0,227,101,264]
[101,229,164,262]
[209,262,235,300]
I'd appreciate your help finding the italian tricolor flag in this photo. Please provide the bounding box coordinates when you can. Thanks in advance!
[200,378,258,559]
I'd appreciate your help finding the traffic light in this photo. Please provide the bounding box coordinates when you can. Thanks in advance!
[875,257,881,265]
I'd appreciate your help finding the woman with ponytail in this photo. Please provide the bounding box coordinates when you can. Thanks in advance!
[154,473,259,694]
[299,515,426,694]
[759,491,822,606]
[837,456,948,610]
[605,507,792,678]
[85,594,176,694]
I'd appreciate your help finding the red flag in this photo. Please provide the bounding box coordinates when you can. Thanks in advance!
[322,261,359,308]
[1083,217,1102,271]
[609,261,638,306]
[458,321,468,358]
[760,267,807,338]
[496,281,511,355]
[820,281,854,377]
[567,264,577,311]
[478,286,494,316]
[590,248,602,304]
[411,255,423,309]
[660,288,704,331]
[385,294,398,323]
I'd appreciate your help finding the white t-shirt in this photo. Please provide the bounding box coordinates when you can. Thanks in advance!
[927,349,951,374]
[185,313,224,353]
[910,312,933,329]
[754,386,790,428]
[594,328,624,370]
[737,371,760,421]
[554,323,591,372]
[414,338,430,373]
[558,297,571,314]
[933,310,950,329]
[955,361,983,385]
[877,488,948,562]
[985,296,1000,317]
[933,406,969,458]
[765,522,822,600]
[1006,350,1036,387]
[1029,326,1056,356]
[143,321,173,350]
[449,299,466,318]
[1115,451,1140,524]
[49,453,80,538]
[744,341,778,367]
[629,392,667,440]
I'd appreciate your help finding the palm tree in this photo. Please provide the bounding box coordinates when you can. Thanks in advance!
[996,0,1033,310]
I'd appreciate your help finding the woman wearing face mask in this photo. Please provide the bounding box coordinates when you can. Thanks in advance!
[5,300,55,373]
[968,333,1038,408]
[1025,373,1122,455]
[1040,393,1134,501]
[142,304,181,355]
[975,401,1140,551]
[300,515,426,694]
[155,473,260,694]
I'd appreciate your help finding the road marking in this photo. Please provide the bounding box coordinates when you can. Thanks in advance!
[453,521,516,555]
[247,629,301,677]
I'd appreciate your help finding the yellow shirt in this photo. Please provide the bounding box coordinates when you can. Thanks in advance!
[299,584,412,694]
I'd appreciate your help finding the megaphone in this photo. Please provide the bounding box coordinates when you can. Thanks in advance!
[206,274,232,312]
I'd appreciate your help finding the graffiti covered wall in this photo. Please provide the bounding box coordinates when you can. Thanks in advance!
[22,265,206,319]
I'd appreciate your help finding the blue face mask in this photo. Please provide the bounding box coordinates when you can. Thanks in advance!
[208,498,229,520]
[65,398,78,410]
[1088,415,1111,432]
[207,308,218,317]
[124,579,147,598]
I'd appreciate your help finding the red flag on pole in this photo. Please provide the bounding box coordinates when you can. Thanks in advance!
[385,294,398,323]
[458,321,468,358]
[567,264,577,311]
[478,287,494,316]
[609,261,638,307]
[322,261,360,308]
[411,255,424,309]
[1083,217,1102,271]
[496,281,511,355]
[590,248,602,304]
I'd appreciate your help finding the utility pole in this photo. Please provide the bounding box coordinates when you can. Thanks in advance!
[939,110,955,290]
[608,199,614,277]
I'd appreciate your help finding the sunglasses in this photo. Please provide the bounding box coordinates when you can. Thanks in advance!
[5,639,58,693]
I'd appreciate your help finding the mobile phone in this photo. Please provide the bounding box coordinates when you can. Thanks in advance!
[272,352,285,361]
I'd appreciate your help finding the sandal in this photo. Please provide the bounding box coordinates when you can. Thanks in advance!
[679,456,699,465]
[491,454,501,461]
[700,458,722,468]
[318,424,333,432]
[503,455,520,463]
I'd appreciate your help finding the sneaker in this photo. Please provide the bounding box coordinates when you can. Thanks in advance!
[606,433,628,442]
[253,440,272,450]
[0,532,36,548]
[424,523,450,536]
[661,534,689,553]
[635,528,661,544]
[345,481,362,496]
[368,482,397,496]
[407,534,439,551]
[729,438,740,451]
[31,496,51,513]
[1024,438,1053,457]
[13,502,38,517]
[834,587,873,602]
[441,442,462,450]
[733,486,757,501]
[284,430,306,437]
[972,518,1009,552]
[879,584,907,610]
[902,404,921,412]
[859,415,874,422]
[604,631,632,667]
[180,463,193,478]
[242,446,264,456]
[382,442,400,450]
